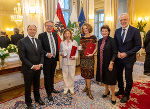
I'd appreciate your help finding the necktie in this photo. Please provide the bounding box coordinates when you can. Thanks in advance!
[50,34,56,57]
[121,29,126,42]
[31,38,36,49]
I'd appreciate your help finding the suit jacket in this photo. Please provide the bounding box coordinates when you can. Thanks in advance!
[11,34,24,45]
[0,36,11,48]
[38,32,59,61]
[114,25,141,63]
[17,36,44,74]
[144,30,150,54]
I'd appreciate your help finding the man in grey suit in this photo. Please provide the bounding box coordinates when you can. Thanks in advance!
[18,25,45,109]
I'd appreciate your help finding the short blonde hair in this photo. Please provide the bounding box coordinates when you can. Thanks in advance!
[63,29,73,41]
[81,23,93,34]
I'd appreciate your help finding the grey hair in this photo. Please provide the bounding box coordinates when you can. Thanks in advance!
[45,20,54,25]
[119,13,129,19]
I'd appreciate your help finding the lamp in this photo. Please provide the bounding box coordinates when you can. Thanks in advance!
[11,3,23,23]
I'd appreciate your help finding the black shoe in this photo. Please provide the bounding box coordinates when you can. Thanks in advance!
[35,98,45,105]
[48,95,53,102]
[120,96,129,103]
[115,91,124,96]
[26,104,34,109]
[52,89,60,93]
[102,91,110,98]
[111,100,116,105]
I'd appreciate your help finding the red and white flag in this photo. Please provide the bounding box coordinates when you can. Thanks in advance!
[54,2,67,51]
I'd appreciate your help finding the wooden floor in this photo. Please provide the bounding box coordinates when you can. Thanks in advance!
[0,54,145,103]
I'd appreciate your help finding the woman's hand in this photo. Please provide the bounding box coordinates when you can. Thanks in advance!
[108,61,114,71]
[86,53,94,57]
[70,56,76,60]
[61,52,66,58]
[78,44,82,50]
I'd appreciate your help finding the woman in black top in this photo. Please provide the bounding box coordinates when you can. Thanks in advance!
[96,25,117,104]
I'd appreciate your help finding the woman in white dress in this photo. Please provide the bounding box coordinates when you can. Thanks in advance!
[60,29,78,94]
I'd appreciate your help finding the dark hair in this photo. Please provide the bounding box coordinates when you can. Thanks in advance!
[14,28,19,34]
[81,23,93,34]
[63,29,73,41]
[101,25,111,35]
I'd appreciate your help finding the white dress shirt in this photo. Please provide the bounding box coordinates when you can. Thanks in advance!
[28,35,37,48]
[60,40,78,66]
[46,32,56,57]
[121,25,129,42]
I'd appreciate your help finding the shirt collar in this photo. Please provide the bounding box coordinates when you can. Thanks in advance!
[28,35,35,40]
[47,32,52,36]
[122,25,129,31]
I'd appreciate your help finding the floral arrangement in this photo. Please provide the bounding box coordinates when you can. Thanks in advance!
[7,44,18,54]
[137,20,147,32]
[0,48,10,60]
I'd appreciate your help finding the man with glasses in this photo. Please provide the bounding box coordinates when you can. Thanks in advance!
[38,20,60,102]
[114,13,141,103]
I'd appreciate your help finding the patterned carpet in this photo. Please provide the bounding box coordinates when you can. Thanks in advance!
[0,61,150,109]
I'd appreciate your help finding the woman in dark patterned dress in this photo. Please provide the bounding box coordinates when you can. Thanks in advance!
[79,23,97,99]
[96,25,117,104]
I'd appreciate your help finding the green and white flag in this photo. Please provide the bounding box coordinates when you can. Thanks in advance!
[67,5,81,45]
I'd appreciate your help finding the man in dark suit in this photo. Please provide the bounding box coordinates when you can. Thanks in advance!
[38,20,60,102]
[0,31,11,48]
[18,25,45,109]
[11,28,24,45]
[114,13,141,103]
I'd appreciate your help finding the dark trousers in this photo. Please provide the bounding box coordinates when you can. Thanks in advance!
[144,54,150,74]
[116,59,134,96]
[23,70,41,105]
[43,59,57,96]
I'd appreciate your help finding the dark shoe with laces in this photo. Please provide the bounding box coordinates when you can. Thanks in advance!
[102,91,110,98]
[120,96,129,103]
[52,89,60,93]
[111,100,116,105]
[35,98,45,105]
[115,91,124,96]
[26,104,34,109]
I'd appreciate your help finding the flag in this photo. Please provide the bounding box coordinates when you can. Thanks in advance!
[54,2,67,50]
[67,5,81,45]
[78,7,86,28]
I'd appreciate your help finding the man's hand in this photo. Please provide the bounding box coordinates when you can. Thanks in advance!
[118,52,121,58]
[120,52,127,59]
[32,65,40,70]
[47,53,53,58]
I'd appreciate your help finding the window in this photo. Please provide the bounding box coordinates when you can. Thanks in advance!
[95,9,104,39]
[58,0,72,26]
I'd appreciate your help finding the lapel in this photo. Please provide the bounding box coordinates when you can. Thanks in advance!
[52,32,56,44]
[26,36,38,54]
[123,25,131,44]
[118,28,122,44]
[45,32,51,52]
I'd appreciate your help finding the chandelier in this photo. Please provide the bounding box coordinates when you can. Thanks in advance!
[11,3,23,23]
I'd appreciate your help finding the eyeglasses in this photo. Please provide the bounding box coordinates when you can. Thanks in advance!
[46,25,53,28]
